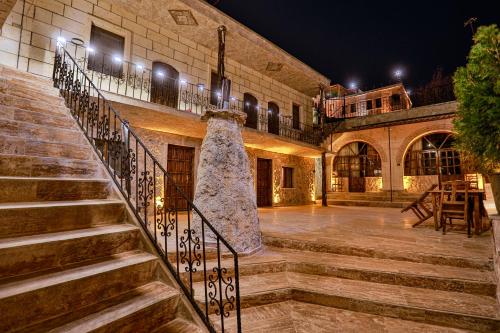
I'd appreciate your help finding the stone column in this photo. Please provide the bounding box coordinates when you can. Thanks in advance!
[193,108,261,254]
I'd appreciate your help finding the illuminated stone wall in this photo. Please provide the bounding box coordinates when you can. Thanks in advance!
[403,175,439,193]
[246,147,316,206]
[365,177,383,192]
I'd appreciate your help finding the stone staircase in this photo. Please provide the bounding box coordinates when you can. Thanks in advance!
[326,191,420,208]
[0,65,204,332]
[193,238,500,332]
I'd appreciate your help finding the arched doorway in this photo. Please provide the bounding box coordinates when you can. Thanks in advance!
[268,102,279,135]
[333,142,382,192]
[404,132,463,184]
[150,62,179,108]
[243,93,258,129]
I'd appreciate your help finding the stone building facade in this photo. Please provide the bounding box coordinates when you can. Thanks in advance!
[0,0,328,207]
[324,101,482,203]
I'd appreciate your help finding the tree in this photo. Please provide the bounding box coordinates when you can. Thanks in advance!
[453,24,500,212]
[453,24,500,171]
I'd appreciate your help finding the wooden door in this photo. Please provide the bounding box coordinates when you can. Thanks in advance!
[256,158,272,207]
[348,156,365,192]
[166,145,194,210]
[151,62,179,108]
[267,102,280,135]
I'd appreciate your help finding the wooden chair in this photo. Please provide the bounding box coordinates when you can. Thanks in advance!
[401,184,438,227]
[439,181,471,237]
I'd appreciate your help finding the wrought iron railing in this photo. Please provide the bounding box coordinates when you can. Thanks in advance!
[53,44,241,333]
[324,94,410,119]
[62,42,320,145]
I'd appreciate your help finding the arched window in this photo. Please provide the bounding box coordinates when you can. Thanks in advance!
[404,132,462,182]
[243,93,258,129]
[150,61,179,108]
[333,142,381,192]
[267,102,279,135]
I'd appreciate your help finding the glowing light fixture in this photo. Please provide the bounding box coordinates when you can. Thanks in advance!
[197,84,204,91]
[180,79,187,84]
[136,64,143,70]
[157,71,164,77]
[57,36,66,43]
[86,46,95,53]
[349,82,357,89]
[113,56,122,63]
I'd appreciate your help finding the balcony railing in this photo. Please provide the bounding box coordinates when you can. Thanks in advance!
[324,94,409,120]
[63,42,321,146]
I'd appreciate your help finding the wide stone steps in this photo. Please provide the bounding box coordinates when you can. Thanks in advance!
[0,65,56,87]
[152,318,204,333]
[213,301,473,333]
[0,118,86,145]
[48,281,180,333]
[0,176,111,203]
[0,224,141,280]
[0,251,158,332]
[0,80,66,106]
[0,199,125,238]
[0,92,70,117]
[0,153,102,179]
[0,134,95,160]
[200,271,499,332]
[0,105,78,130]
[195,247,495,297]
[263,235,493,270]
[0,76,61,97]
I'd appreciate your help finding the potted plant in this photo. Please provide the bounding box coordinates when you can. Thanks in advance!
[453,24,500,214]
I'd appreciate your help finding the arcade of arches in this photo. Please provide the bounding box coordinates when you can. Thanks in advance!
[326,118,482,197]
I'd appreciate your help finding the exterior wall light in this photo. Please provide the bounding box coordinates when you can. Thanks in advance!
[87,47,95,53]
[113,56,122,63]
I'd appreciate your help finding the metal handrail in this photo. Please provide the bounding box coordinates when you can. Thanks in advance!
[63,43,320,146]
[53,44,241,333]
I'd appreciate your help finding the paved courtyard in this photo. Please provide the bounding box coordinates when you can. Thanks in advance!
[258,204,493,263]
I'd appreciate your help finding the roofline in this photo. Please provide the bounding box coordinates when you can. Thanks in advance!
[179,0,331,85]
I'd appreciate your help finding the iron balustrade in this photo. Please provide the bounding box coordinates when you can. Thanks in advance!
[53,44,241,333]
[63,43,320,146]
[324,94,409,119]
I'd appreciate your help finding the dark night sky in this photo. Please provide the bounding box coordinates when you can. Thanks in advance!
[212,0,498,91]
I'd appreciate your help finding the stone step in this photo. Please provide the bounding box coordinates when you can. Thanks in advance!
[327,199,410,208]
[0,224,140,280]
[0,251,158,332]
[0,64,56,87]
[207,247,495,297]
[263,235,493,270]
[0,105,77,130]
[0,75,61,97]
[0,118,86,145]
[0,199,125,238]
[0,134,94,160]
[0,79,66,106]
[0,154,102,179]
[48,281,180,333]
[0,176,111,203]
[0,92,69,117]
[152,318,204,333]
[214,301,473,333]
[198,272,500,332]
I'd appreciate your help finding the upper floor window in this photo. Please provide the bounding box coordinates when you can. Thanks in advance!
[292,103,300,130]
[375,98,382,108]
[88,25,125,78]
[366,100,373,110]
[350,104,356,114]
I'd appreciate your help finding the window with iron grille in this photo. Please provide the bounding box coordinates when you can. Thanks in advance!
[282,167,294,188]
[88,25,124,78]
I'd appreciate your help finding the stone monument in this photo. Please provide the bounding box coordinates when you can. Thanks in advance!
[193,108,261,254]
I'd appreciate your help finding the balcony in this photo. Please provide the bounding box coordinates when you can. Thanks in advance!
[65,44,321,146]
[325,94,411,120]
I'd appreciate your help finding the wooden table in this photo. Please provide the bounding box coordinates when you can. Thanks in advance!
[428,189,486,235]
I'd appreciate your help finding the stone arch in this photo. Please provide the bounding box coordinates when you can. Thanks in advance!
[396,122,455,165]
[331,132,388,163]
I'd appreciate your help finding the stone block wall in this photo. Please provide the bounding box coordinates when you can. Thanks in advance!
[130,127,315,207]
[403,175,439,193]
[0,0,314,123]
[246,147,315,206]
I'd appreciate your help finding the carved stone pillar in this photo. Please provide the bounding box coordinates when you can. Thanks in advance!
[193,108,261,254]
